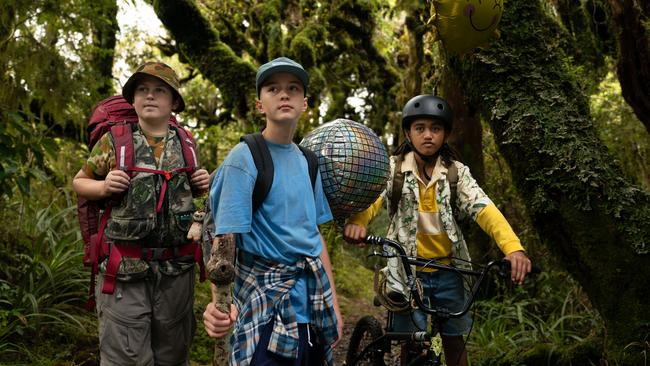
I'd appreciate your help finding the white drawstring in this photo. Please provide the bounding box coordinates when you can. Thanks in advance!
[307,325,313,347]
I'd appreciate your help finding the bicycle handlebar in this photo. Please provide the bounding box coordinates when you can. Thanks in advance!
[364,235,541,318]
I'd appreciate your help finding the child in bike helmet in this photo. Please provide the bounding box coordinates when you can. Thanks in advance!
[343,94,532,366]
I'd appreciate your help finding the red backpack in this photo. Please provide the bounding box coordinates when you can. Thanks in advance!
[77,95,201,307]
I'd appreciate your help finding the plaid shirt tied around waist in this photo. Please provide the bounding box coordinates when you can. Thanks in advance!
[230,251,338,366]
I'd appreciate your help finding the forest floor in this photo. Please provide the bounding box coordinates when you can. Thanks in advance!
[41,293,382,366]
[331,295,383,365]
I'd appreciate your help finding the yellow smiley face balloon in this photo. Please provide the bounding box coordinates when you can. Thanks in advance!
[432,0,504,54]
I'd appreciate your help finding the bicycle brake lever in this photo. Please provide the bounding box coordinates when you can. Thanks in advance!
[366,250,397,259]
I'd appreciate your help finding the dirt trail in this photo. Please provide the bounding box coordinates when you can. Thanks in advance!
[332,296,387,365]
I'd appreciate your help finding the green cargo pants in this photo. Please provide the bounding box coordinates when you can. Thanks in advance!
[95,264,196,366]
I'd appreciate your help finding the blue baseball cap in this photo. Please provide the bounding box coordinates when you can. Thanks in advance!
[255,57,309,97]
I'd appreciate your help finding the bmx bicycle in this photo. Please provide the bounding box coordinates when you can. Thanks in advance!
[345,235,540,366]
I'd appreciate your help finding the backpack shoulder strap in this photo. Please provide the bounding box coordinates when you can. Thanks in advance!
[389,155,405,219]
[447,162,458,215]
[110,123,135,173]
[298,145,318,190]
[172,125,198,171]
[241,132,274,212]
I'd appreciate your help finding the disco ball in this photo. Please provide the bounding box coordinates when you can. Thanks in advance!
[300,118,390,223]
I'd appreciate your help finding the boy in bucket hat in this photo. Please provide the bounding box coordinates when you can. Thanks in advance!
[73,61,210,365]
[122,61,187,113]
[202,57,342,366]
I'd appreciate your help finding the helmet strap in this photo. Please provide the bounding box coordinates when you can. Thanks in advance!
[405,138,439,164]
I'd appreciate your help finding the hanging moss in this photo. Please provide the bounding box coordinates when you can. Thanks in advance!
[153,0,256,120]
[290,23,326,68]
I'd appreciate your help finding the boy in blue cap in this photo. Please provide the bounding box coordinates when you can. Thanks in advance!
[202,57,342,366]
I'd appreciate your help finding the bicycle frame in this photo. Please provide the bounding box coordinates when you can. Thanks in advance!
[366,235,511,319]
[346,235,539,366]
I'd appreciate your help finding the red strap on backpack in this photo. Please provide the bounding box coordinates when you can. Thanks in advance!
[100,241,205,295]
[110,123,197,212]
[86,205,112,311]
[174,126,198,171]
[111,123,197,175]
[127,166,195,212]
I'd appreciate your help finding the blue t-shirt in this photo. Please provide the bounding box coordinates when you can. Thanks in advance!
[210,140,333,322]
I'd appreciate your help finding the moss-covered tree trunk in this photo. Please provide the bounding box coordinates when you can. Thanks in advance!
[151,0,256,121]
[89,0,118,98]
[450,0,650,357]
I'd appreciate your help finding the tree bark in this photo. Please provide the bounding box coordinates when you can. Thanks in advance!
[607,0,650,133]
[441,71,494,262]
[450,0,650,358]
[90,0,119,98]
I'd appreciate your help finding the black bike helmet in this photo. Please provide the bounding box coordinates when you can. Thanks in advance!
[401,95,453,132]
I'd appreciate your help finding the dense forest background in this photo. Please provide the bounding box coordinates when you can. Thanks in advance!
[1,0,649,365]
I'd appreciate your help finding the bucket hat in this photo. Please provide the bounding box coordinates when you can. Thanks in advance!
[122,61,185,113]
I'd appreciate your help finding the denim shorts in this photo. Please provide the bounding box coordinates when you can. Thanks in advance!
[390,270,472,336]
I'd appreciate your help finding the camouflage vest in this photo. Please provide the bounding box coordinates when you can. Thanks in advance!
[104,126,195,247]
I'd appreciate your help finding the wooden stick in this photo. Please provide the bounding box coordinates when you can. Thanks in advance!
[206,234,236,366]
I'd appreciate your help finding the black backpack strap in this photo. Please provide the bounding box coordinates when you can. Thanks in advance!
[298,145,319,190]
[241,133,319,212]
[389,155,405,219]
[241,133,274,212]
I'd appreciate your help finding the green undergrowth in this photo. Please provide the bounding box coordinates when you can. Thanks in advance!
[467,269,606,365]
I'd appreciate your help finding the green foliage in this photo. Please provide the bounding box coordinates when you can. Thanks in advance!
[450,0,650,354]
[0,111,51,197]
[1,1,648,364]
[0,192,90,359]
[195,122,248,173]
[468,270,604,365]
[590,65,650,190]
[0,0,117,199]
[151,0,401,134]
[189,280,215,364]
[480,119,545,259]
[0,138,94,363]
[452,0,650,254]
[321,223,374,300]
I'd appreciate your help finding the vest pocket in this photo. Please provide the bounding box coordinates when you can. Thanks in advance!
[105,216,155,241]
[164,211,193,246]
[174,211,193,232]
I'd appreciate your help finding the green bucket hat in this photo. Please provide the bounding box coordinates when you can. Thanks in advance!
[255,57,309,97]
[122,61,185,113]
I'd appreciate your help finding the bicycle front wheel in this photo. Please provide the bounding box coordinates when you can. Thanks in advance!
[346,315,387,366]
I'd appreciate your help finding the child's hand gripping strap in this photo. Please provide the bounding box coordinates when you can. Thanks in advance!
[110,124,196,213]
